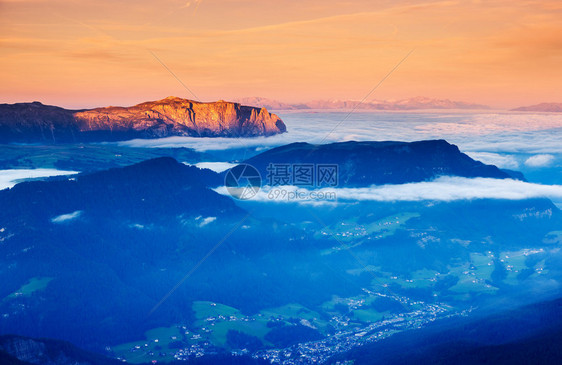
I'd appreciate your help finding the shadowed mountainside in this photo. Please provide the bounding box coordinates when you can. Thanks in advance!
[329,295,562,365]
[241,140,512,187]
[0,335,123,365]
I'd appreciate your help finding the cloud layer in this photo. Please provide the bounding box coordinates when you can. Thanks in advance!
[0,169,79,190]
[465,152,520,169]
[525,154,555,167]
[216,177,562,204]
[118,111,562,157]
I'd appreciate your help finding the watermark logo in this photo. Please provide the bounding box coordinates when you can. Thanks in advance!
[224,163,339,201]
[267,163,338,187]
[266,188,337,201]
[224,164,262,200]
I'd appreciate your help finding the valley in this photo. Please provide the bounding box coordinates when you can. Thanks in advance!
[0,139,560,365]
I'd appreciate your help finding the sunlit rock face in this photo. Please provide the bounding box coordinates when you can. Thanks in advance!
[0,97,287,143]
[73,96,287,137]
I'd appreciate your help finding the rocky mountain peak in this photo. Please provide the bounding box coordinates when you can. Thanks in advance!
[0,97,287,143]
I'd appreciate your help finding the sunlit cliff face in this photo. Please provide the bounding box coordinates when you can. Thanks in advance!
[1,0,561,108]
[0,97,287,143]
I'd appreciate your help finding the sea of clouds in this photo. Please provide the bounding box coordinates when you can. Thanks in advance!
[120,110,561,183]
[118,112,562,173]
[0,169,79,190]
[116,111,562,206]
[118,111,562,154]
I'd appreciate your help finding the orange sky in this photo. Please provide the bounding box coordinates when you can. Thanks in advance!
[1,0,561,109]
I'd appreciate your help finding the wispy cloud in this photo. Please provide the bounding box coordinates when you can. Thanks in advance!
[197,216,216,227]
[525,154,556,167]
[51,210,82,223]
[215,177,562,204]
[465,152,519,169]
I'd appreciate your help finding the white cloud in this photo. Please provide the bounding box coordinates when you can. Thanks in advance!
[192,162,237,172]
[328,178,562,202]
[117,135,284,152]
[51,210,82,223]
[216,177,562,204]
[197,216,216,227]
[465,152,519,169]
[525,154,555,167]
[0,169,79,190]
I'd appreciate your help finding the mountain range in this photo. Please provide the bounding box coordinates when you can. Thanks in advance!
[241,140,512,187]
[512,103,562,112]
[0,97,286,143]
[232,96,490,111]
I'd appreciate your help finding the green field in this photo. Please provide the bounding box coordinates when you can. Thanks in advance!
[529,259,549,279]
[109,248,550,362]
[207,318,271,347]
[447,252,498,295]
[319,212,420,254]
[351,309,388,322]
[112,326,185,363]
[543,231,562,245]
[5,277,53,300]
[193,301,241,322]
[321,293,402,323]
[397,269,441,289]
[359,267,439,291]
[261,303,330,333]
[194,302,331,346]
[356,251,499,297]
[499,249,539,285]
[112,300,338,362]
[347,265,390,277]
[261,303,322,321]
[192,301,271,346]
